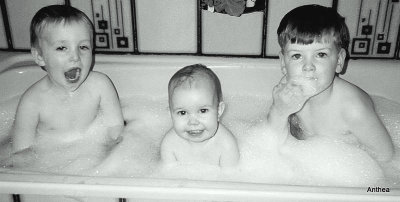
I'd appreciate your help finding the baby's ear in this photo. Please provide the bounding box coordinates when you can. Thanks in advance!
[31,47,45,67]
[217,102,225,120]
[278,51,287,75]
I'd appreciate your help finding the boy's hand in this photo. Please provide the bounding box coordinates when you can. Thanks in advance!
[1,148,37,168]
[271,75,318,116]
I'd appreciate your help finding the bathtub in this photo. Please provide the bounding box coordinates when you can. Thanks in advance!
[0,53,399,202]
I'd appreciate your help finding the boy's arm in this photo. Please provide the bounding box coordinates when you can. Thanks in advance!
[346,99,394,162]
[267,76,314,144]
[12,93,39,153]
[96,73,124,140]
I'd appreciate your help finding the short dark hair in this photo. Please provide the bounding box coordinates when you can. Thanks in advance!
[30,4,94,48]
[277,4,350,52]
[168,64,223,103]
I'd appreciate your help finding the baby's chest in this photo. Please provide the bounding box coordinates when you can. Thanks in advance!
[178,145,221,163]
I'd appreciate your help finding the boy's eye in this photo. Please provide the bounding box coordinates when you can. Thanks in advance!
[291,54,301,60]
[80,45,91,50]
[177,111,186,116]
[56,46,67,51]
[200,109,209,113]
[317,52,328,58]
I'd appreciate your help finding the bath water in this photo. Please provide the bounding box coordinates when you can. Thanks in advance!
[0,94,399,187]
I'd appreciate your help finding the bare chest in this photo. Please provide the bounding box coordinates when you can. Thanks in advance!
[292,107,351,139]
[38,93,100,132]
[175,142,222,165]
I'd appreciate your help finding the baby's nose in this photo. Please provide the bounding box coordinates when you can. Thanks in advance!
[188,114,200,125]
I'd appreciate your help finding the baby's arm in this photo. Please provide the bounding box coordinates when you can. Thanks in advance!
[160,130,178,165]
[345,95,394,162]
[218,125,239,167]
[95,72,124,141]
[12,90,39,153]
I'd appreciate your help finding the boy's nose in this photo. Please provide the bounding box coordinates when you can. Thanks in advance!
[70,49,80,62]
[302,59,315,72]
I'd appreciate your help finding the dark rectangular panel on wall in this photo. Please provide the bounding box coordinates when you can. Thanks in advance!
[135,0,197,54]
[71,0,134,53]
[5,0,65,50]
[0,0,11,49]
[201,0,265,56]
[339,0,400,58]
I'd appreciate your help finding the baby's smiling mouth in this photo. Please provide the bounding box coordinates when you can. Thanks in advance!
[187,130,204,136]
[64,68,81,83]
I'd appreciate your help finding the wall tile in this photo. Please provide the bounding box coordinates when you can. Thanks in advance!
[72,0,134,52]
[135,0,197,53]
[338,0,400,58]
[265,0,332,57]
[202,10,263,55]
[0,6,8,49]
[1,0,399,59]
[5,0,64,49]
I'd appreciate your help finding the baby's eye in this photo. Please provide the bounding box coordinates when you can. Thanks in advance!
[56,46,67,51]
[177,111,187,116]
[317,52,328,58]
[199,109,209,113]
[291,54,301,60]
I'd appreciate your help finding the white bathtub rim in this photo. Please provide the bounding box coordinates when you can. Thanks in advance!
[0,172,399,201]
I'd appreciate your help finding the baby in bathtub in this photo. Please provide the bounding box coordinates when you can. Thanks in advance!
[6,5,124,168]
[160,64,240,167]
[274,4,394,162]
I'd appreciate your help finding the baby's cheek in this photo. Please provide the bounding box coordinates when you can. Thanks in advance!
[172,119,185,130]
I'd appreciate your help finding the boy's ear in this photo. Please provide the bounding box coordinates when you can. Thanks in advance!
[336,48,347,73]
[31,47,45,67]
[217,101,225,120]
[278,51,287,75]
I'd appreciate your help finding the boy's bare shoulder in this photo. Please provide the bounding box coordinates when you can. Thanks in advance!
[335,78,375,118]
[85,71,116,91]
[86,71,113,84]
[336,78,373,105]
[19,76,49,103]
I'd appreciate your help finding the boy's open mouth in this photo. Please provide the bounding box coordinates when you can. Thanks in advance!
[64,68,81,83]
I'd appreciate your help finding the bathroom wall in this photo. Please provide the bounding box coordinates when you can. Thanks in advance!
[0,0,399,59]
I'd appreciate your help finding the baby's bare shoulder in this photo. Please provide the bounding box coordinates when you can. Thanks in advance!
[160,129,182,154]
[161,129,179,146]
[216,124,238,148]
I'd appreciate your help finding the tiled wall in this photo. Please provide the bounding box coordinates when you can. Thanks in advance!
[0,0,399,59]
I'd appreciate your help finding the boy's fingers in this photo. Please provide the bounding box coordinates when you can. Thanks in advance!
[279,75,288,84]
